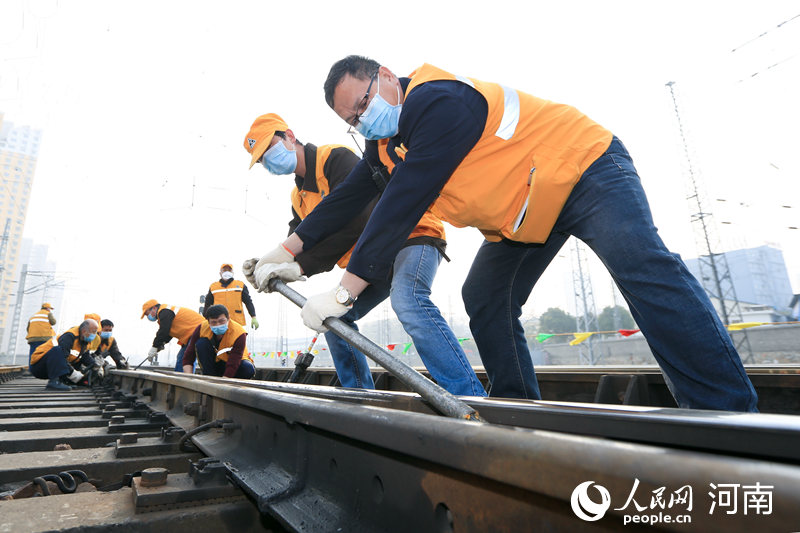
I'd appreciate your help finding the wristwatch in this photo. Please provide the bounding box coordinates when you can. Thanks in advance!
[334,285,355,306]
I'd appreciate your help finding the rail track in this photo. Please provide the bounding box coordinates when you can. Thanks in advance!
[2,364,800,532]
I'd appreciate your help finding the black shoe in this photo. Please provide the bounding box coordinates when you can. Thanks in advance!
[46,379,72,391]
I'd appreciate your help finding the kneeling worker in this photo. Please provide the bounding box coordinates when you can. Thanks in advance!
[29,319,96,390]
[181,304,255,379]
[141,299,204,371]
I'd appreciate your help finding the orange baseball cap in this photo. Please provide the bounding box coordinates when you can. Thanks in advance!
[244,113,289,169]
[141,299,159,318]
[42,302,54,310]
[84,313,101,325]
[220,263,233,271]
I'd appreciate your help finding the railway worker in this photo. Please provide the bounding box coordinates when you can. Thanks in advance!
[242,113,485,396]
[203,263,259,329]
[25,302,56,356]
[293,55,757,412]
[180,304,256,379]
[95,319,129,369]
[29,319,96,391]
[141,299,204,372]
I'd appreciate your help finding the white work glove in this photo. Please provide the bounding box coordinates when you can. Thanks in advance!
[242,257,259,288]
[255,262,307,292]
[254,244,295,271]
[146,346,159,362]
[300,288,351,333]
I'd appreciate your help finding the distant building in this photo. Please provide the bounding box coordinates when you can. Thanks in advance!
[685,245,795,318]
[0,239,64,357]
[0,113,42,348]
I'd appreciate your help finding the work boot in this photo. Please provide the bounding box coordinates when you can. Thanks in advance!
[46,379,72,391]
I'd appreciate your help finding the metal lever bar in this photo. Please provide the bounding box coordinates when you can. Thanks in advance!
[268,279,483,422]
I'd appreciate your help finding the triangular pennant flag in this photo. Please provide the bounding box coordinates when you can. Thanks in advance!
[727,322,765,331]
[402,343,413,354]
[569,332,594,346]
[312,349,319,355]
[536,333,554,343]
[618,329,640,337]
[457,337,470,344]
[277,351,282,356]
[387,344,397,351]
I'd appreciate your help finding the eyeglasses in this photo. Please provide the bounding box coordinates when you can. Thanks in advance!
[346,70,379,135]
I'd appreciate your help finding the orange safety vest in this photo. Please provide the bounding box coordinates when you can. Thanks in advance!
[404,64,613,243]
[158,304,204,346]
[291,144,358,268]
[208,280,246,325]
[26,308,55,340]
[30,326,86,365]
[95,336,115,355]
[197,320,253,365]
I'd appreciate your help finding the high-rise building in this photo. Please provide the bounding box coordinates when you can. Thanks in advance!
[0,113,42,347]
[685,245,795,316]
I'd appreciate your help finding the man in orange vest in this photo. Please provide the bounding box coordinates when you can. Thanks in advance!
[26,302,57,355]
[141,299,204,371]
[203,263,259,329]
[289,55,756,412]
[181,304,255,379]
[29,319,94,390]
[241,113,485,396]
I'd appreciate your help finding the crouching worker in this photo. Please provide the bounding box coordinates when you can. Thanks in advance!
[95,319,128,369]
[29,319,97,391]
[181,304,255,379]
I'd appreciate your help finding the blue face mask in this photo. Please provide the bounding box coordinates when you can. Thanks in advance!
[83,333,97,342]
[261,139,297,175]
[100,331,112,339]
[147,314,157,322]
[210,324,228,336]
[355,76,402,141]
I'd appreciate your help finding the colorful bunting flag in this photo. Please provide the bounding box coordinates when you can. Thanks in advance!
[403,343,412,354]
[387,344,397,351]
[569,332,594,346]
[727,322,765,331]
[536,333,554,343]
[618,329,640,337]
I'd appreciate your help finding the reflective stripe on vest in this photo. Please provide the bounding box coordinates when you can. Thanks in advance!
[208,281,246,325]
[27,310,55,340]
[198,320,253,364]
[405,63,613,243]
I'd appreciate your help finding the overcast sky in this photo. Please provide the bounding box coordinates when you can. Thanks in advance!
[1,0,798,359]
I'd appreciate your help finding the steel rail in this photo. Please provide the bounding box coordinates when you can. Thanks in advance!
[267,279,482,421]
[110,369,800,532]
[117,369,800,464]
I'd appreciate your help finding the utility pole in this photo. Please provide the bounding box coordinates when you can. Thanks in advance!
[571,238,599,364]
[8,264,27,364]
[665,81,754,362]
[0,218,11,350]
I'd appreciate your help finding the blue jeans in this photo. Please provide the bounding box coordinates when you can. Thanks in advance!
[462,137,758,411]
[29,346,72,380]
[327,244,487,396]
[194,338,255,379]
[173,344,187,372]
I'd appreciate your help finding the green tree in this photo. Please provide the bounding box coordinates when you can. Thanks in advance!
[539,307,576,334]
[597,305,636,331]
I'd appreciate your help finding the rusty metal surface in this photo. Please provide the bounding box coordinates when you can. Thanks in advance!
[111,369,800,532]
[4,367,800,532]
